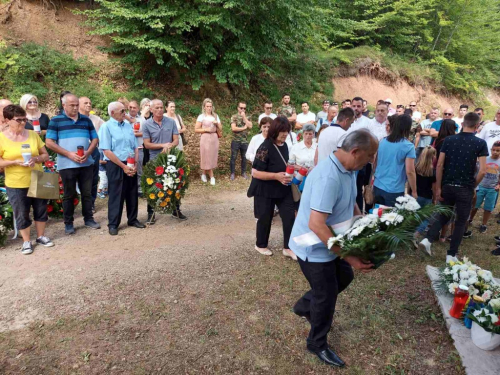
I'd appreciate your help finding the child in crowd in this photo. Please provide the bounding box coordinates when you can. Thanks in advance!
[413,146,436,237]
[469,141,500,233]
[97,149,108,199]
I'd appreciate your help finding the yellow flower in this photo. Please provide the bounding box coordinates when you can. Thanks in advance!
[147,178,154,185]
[149,193,156,199]
[167,189,173,195]
[175,192,181,199]
[166,198,171,203]
[89,110,96,115]
[158,191,165,198]
[160,200,168,207]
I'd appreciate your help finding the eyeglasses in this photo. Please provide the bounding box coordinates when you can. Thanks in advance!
[120,109,126,113]
[444,113,453,116]
[409,104,416,107]
[331,102,338,106]
[13,118,28,123]
[28,100,38,105]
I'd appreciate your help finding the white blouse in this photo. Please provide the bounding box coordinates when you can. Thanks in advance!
[246,133,266,163]
[290,141,317,169]
[164,113,184,150]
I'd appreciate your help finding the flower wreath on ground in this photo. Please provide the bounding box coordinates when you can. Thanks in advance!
[327,195,452,269]
[141,147,190,216]
[0,176,15,247]
[43,150,79,218]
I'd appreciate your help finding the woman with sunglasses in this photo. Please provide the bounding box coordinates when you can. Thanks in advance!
[0,105,53,254]
[19,94,50,135]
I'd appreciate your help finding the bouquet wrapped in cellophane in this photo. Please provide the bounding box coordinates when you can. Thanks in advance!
[327,195,452,269]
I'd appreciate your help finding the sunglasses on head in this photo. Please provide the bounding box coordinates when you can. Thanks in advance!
[13,118,28,123]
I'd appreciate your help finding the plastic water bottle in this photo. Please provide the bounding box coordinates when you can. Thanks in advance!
[292,167,308,185]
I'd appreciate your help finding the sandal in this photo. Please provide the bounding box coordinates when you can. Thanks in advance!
[255,246,272,256]
[283,248,298,261]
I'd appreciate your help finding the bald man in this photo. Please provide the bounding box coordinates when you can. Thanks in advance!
[429,107,459,138]
[0,99,13,130]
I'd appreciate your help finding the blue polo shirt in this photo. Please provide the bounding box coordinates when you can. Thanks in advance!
[289,153,357,262]
[98,119,138,161]
[431,119,459,133]
[46,113,98,170]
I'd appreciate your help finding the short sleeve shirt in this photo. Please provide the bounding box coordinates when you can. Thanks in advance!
[431,119,459,133]
[417,118,435,148]
[258,113,277,124]
[142,116,179,160]
[441,133,488,188]
[476,122,500,155]
[289,153,357,262]
[46,113,98,170]
[317,125,346,163]
[231,114,249,143]
[277,105,296,118]
[290,141,317,168]
[0,131,44,188]
[98,119,138,161]
[479,156,500,189]
[374,138,416,193]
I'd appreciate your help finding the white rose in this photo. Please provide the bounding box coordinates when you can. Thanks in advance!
[467,276,478,286]
[489,314,499,324]
[448,282,459,294]
[459,270,470,280]
[489,298,500,310]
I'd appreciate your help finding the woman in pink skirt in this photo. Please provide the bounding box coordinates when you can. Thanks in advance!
[195,98,222,185]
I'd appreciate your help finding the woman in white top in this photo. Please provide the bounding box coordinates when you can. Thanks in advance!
[285,121,298,152]
[164,101,186,151]
[195,98,222,185]
[246,116,273,163]
[290,124,317,170]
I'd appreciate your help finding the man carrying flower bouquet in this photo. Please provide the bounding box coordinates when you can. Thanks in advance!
[143,99,184,223]
[99,101,145,235]
[289,129,377,368]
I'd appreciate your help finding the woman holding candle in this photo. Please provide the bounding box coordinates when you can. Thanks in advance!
[0,105,53,254]
[247,116,297,259]
[19,94,50,135]
[195,98,221,185]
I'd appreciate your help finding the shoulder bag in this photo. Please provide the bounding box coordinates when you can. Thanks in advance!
[274,144,301,203]
[175,114,188,146]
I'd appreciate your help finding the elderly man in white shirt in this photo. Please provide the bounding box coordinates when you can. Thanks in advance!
[295,102,316,131]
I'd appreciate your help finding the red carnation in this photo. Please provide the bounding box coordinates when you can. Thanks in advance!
[47,205,53,213]
[56,199,62,204]
[155,182,163,189]
[45,161,55,169]
[155,166,165,176]
[73,198,79,206]
[0,215,3,220]
[178,168,184,176]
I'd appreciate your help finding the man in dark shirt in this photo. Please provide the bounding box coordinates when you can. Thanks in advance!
[419,112,487,262]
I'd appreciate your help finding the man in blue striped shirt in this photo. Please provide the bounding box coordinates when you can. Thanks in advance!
[46,94,101,235]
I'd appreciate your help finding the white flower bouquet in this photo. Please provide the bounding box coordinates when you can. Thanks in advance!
[437,256,500,299]
[468,298,500,350]
[327,195,451,268]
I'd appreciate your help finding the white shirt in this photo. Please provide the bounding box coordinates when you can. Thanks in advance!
[246,133,265,162]
[285,132,298,152]
[349,115,372,132]
[290,141,317,168]
[296,112,316,126]
[477,122,500,155]
[369,118,388,141]
[317,125,347,163]
[164,113,184,151]
[258,113,277,124]
[453,117,464,132]
[412,111,422,122]
[197,114,221,123]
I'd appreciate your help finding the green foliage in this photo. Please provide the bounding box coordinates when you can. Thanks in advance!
[77,0,319,90]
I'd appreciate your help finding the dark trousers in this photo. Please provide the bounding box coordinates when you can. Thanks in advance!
[59,166,94,225]
[294,257,354,352]
[91,148,100,205]
[230,140,249,175]
[106,161,139,228]
[356,163,373,212]
[374,186,405,207]
[254,193,295,249]
[426,185,474,256]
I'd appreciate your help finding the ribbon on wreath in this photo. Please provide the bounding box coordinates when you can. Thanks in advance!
[292,215,362,247]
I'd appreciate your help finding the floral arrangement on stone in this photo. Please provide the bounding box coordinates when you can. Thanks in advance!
[437,256,500,300]
[141,148,190,215]
[327,195,451,269]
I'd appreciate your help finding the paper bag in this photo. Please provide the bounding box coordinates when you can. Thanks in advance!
[27,170,60,200]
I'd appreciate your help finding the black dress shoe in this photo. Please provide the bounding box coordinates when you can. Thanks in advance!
[308,347,345,368]
[109,227,118,236]
[128,221,146,229]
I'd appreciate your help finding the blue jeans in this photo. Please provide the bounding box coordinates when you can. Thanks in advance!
[416,196,433,233]
[373,186,404,207]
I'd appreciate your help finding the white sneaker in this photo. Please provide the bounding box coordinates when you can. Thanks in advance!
[21,241,33,255]
[36,236,54,247]
[210,177,215,186]
[201,174,207,183]
[446,255,455,264]
[418,238,432,256]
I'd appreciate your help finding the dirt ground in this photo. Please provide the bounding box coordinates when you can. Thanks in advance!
[0,179,472,375]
